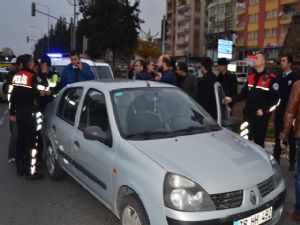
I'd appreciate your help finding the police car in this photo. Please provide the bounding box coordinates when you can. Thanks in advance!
[47,53,114,80]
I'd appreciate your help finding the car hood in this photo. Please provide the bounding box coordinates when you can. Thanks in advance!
[128,130,273,194]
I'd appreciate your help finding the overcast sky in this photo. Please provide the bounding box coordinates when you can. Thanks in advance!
[0,0,165,55]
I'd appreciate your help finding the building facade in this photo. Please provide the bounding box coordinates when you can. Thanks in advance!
[165,0,206,61]
[206,0,237,61]
[235,0,300,59]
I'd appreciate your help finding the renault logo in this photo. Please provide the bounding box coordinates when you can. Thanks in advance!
[250,191,257,205]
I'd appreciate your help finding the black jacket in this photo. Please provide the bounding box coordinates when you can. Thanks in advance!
[177,73,198,100]
[196,71,218,120]
[136,71,153,81]
[10,68,39,116]
[218,71,237,98]
[233,70,279,116]
[276,70,299,115]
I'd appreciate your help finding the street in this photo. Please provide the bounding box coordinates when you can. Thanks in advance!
[0,101,298,225]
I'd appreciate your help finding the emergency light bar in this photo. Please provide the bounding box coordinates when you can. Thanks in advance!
[47,53,63,58]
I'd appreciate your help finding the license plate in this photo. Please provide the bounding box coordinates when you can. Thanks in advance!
[234,207,273,225]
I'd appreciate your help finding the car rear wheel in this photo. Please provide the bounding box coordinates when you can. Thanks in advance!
[120,195,150,225]
[45,143,64,180]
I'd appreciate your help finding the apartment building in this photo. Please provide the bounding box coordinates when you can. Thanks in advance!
[206,0,237,61]
[165,0,206,60]
[235,0,300,59]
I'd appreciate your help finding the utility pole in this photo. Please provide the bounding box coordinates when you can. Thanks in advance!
[68,0,79,50]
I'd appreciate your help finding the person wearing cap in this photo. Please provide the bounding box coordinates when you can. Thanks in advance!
[4,55,24,163]
[37,54,61,112]
[217,58,237,98]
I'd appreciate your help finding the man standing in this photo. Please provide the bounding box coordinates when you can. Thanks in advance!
[4,55,24,163]
[61,50,94,87]
[225,53,279,148]
[274,55,299,169]
[133,60,152,80]
[196,57,218,120]
[157,55,177,86]
[176,61,197,100]
[10,54,43,179]
[280,80,300,221]
[217,58,237,98]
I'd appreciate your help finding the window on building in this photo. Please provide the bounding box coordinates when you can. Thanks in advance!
[266,11,272,20]
[264,29,270,37]
[248,32,253,39]
[248,14,254,23]
[272,9,278,18]
[272,28,277,36]
[254,13,259,22]
[254,31,258,38]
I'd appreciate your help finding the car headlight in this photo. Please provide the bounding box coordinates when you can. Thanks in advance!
[164,173,215,212]
[269,154,283,187]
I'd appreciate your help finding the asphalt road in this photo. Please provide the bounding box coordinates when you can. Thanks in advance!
[0,101,298,225]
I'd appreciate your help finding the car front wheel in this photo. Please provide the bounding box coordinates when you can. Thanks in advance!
[120,195,150,225]
[45,143,64,180]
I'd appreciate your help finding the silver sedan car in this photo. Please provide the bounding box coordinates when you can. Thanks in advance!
[43,80,285,225]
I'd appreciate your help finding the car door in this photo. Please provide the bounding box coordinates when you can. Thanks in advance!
[52,87,84,174]
[72,88,115,205]
[214,82,230,126]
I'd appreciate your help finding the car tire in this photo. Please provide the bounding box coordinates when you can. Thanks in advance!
[120,194,150,225]
[45,142,64,180]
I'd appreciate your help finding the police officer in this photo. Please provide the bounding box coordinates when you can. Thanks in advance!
[10,54,43,179]
[37,55,61,112]
[225,53,279,148]
[273,55,299,169]
[4,55,24,163]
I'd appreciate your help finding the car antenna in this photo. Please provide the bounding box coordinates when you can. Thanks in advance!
[146,80,151,87]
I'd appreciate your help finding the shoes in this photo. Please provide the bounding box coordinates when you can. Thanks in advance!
[8,158,16,164]
[287,211,300,221]
[26,173,44,180]
[289,164,295,172]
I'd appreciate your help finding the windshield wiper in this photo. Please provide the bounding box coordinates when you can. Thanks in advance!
[172,126,207,134]
[126,131,171,139]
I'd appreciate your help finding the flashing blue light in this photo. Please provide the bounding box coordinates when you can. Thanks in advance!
[47,53,63,58]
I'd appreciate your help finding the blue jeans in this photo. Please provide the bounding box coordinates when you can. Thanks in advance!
[295,139,300,214]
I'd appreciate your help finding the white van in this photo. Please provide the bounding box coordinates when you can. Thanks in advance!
[50,57,114,80]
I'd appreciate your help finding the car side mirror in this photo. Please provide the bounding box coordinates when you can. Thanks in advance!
[83,126,112,147]
[222,116,242,129]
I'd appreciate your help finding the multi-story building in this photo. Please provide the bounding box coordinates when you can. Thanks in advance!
[206,0,237,61]
[235,0,300,59]
[165,0,206,61]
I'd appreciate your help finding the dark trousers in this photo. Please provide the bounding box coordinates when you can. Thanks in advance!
[273,110,296,165]
[245,112,270,148]
[8,120,18,159]
[15,108,36,175]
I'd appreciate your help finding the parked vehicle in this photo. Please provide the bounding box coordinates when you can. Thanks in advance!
[43,80,285,225]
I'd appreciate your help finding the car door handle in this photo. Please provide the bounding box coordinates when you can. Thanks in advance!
[74,141,80,148]
[52,125,56,132]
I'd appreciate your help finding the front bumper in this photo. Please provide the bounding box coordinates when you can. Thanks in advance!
[167,190,285,225]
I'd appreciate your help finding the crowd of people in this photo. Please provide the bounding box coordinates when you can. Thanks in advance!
[2,50,94,180]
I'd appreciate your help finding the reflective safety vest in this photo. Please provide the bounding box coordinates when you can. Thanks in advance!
[47,73,59,88]
[247,72,277,92]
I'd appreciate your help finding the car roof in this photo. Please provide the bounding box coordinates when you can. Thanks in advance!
[66,79,175,92]
[51,57,110,67]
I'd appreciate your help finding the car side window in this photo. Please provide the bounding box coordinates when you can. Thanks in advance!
[57,88,83,125]
[79,89,108,132]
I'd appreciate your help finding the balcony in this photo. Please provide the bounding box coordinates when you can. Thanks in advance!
[177,39,189,46]
[281,0,298,5]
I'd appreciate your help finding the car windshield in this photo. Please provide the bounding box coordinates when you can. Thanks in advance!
[111,87,221,140]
